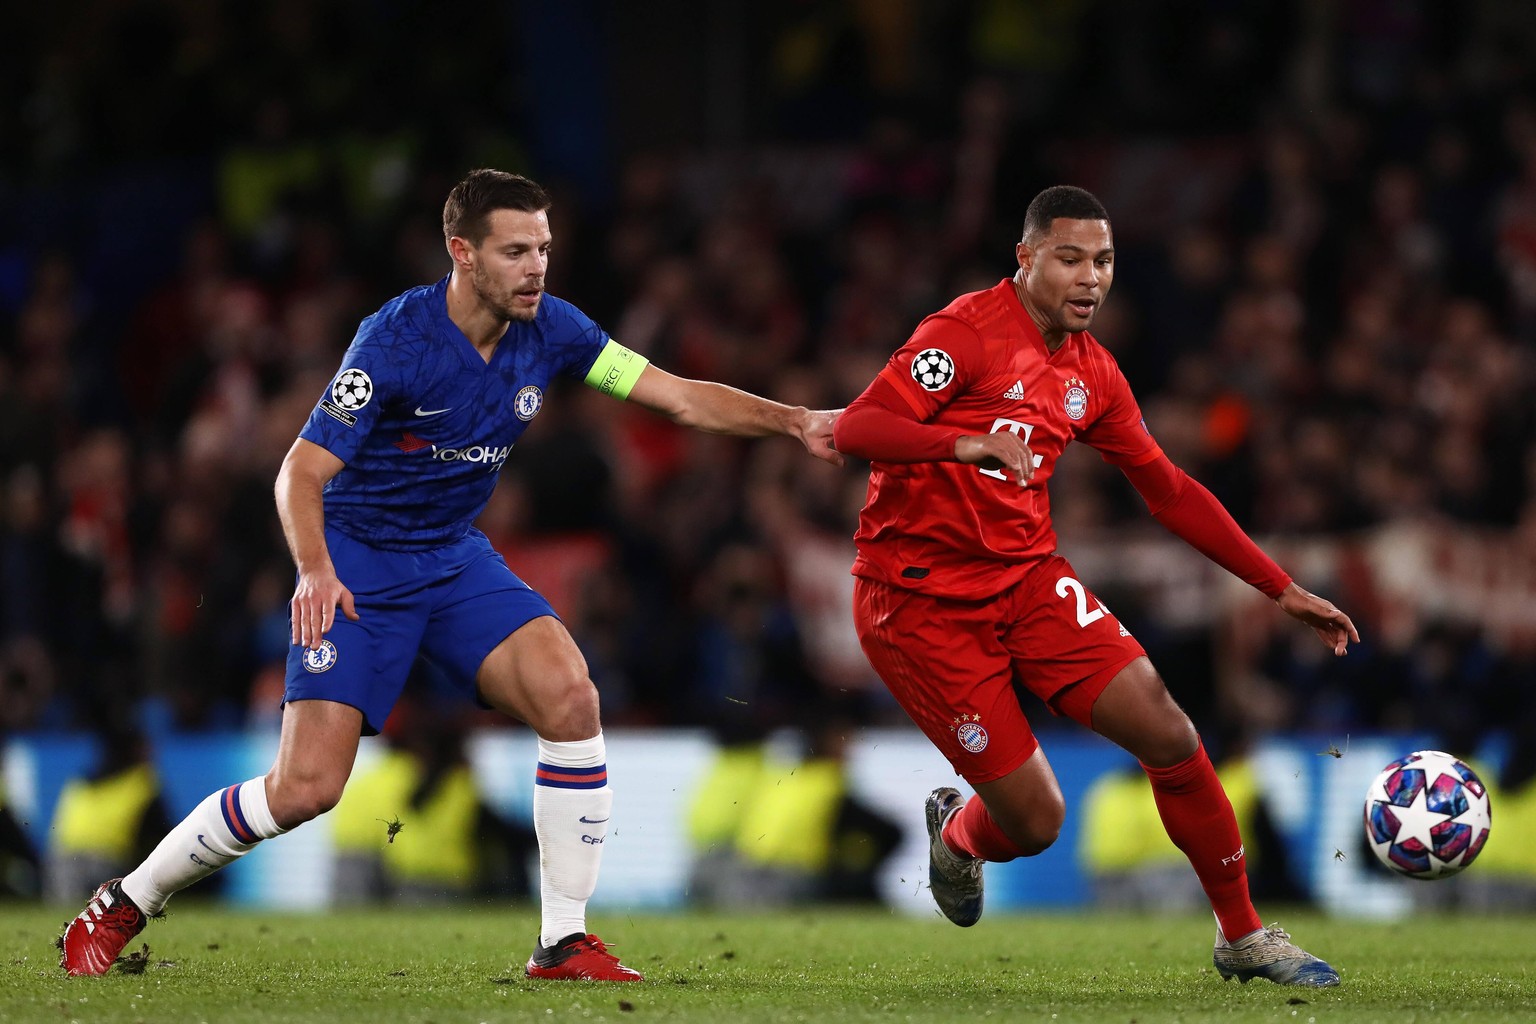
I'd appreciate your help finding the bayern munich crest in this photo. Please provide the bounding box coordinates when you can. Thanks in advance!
[954,714,989,753]
[514,385,543,421]
[302,639,338,674]
[1063,377,1089,420]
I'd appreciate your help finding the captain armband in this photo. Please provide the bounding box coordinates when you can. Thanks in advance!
[583,340,650,400]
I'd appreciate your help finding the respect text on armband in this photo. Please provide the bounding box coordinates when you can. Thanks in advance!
[597,364,625,395]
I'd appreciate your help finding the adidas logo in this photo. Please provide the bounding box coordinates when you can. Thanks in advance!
[1003,380,1025,400]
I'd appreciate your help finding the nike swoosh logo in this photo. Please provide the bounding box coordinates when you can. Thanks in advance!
[196,834,232,863]
[578,815,610,824]
[413,406,453,417]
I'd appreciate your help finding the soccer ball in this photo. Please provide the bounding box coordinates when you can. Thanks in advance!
[1363,750,1491,880]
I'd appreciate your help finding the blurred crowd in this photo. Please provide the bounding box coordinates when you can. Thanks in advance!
[2,1,1535,784]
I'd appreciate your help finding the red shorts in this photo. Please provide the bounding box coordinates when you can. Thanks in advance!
[853,554,1146,784]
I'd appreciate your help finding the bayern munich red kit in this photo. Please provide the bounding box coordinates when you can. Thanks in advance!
[848,279,1167,781]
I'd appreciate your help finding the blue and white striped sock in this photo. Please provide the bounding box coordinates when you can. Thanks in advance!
[533,734,611,947]
[121,776,285,915]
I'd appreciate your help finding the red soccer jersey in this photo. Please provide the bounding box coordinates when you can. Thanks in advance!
[851,278,1162,599]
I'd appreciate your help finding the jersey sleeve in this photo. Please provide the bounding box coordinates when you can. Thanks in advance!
[876,315,987,422]
[297,328,404,465]
[1077,355,1162,467]
[543,297,616,381]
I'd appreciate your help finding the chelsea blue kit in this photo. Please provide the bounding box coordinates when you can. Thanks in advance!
[283,277,649,732]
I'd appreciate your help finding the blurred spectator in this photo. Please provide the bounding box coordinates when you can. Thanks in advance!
[0,751,41,899]
[45,725,169,903]
[683,714,771,907]
[330,695,535,905]
[686,708,899,907]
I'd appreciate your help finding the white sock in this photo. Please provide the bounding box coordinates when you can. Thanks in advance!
[533,734,611,948]
[121,776,287,915]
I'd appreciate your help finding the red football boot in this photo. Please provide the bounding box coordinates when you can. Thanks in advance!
[525,932,643,982]
[58,878,147,977]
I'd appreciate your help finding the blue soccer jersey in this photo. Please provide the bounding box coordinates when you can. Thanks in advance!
[299,277,642,550]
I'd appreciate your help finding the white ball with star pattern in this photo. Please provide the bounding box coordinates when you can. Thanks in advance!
[910,348,954,390]
[332,368,373,410]
[1363,750,1491,879]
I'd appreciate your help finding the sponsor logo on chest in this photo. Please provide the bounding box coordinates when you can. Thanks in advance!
[394,431,512,471]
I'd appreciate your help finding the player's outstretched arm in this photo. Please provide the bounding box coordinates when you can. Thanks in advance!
[625,364,844,465]
[1121,452,1360,656]
[275,438,359,650]
[1275,581,1359,657]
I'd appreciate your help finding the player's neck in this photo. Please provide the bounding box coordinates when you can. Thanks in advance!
[446,271,510,358]
[1011,273,1068,353]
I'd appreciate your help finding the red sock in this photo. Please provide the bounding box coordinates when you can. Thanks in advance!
[1141,741,1263,940]
[943,794,1027,862]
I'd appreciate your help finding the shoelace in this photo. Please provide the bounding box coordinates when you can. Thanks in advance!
[574,936,621,961]
[1257,924,1295,947]
[81,891,139,929]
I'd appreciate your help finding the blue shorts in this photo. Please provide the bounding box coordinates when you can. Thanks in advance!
[283,526,556,734]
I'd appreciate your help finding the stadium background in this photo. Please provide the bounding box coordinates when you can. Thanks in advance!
[1,0,1534,914]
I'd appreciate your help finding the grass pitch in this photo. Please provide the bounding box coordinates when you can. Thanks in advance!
[3,903,1532,1023]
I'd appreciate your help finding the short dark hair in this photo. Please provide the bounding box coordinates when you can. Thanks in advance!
[443,169,552,245]
[1022,185,1109,242]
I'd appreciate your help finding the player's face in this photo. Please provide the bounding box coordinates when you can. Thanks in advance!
[466,208,552,322]
[1016,218,1115,338]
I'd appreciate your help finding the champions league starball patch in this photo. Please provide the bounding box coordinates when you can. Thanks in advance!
[1063,376,1090,420]
[302,639,338,673]
[332,368,373,411]
[954,714,989,753]
[911,348,955,391]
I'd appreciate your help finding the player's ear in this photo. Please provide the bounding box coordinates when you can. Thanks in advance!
[447,235,474,270]
[1016,240,1034,273]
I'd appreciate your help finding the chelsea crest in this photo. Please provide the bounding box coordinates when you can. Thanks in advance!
[514,385,544,421]
[302,639,338,674]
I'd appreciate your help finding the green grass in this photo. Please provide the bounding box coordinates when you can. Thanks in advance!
[3,904,1533,1023]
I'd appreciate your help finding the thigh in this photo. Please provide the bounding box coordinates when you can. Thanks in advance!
[1089,657,1198,767]
[1001,555,1146,728]
[852,577,1037,785]
[418,533,559,694]
[472,614,596,738]
[282,530,430,736]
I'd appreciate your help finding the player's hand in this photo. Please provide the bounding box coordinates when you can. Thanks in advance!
[290,566,360,650]
[797,408,846,466]
[954,433,1035,486]
[1275,582,1359,656]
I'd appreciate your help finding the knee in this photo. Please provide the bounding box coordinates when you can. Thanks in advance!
[534,672,601,742]
[1094,661,1200,767]
[997,793,1066,857]
[266,771,347,828]
[1137,713,1200,769]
